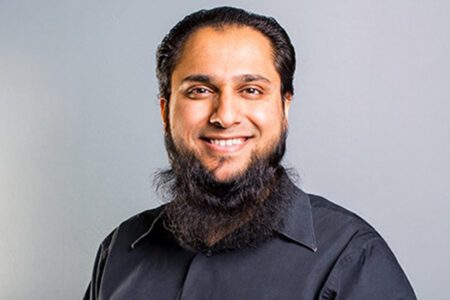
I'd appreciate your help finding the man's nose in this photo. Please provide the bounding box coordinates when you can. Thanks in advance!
[209,90,242,128]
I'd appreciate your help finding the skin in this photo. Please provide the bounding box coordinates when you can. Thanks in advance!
[160,25,292,182]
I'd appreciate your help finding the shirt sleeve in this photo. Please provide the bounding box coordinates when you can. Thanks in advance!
[321,232,417,300]
[83,230,115,300]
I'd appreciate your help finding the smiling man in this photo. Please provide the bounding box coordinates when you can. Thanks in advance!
[166,25,288,182]
[84,7,416,300]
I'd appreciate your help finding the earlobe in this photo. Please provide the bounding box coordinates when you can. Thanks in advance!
[283,93,292,120]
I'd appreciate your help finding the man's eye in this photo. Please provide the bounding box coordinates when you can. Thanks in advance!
[190,87,209,94]
[187,87,212,98]
[242,87,262,95]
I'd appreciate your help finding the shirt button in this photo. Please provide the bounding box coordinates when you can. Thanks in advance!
[205,250,212,257]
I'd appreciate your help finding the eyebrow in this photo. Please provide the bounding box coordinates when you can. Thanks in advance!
[237,74,271,83]
[181,74,213,84]
[180,74,272,85]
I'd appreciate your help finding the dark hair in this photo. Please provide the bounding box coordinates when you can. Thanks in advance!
[156,6,296,102]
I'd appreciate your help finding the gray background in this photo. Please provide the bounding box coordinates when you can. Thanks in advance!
[1,0,449,299]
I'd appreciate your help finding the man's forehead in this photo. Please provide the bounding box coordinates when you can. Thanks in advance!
[171,25,278,83]
[179,25,273,60]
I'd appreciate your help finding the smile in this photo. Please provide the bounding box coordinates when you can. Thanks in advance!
[209,138,245,147]
[201,137,250,153]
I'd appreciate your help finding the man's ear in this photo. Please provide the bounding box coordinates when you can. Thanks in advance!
[160,98,168,129]
[283,93,292,120]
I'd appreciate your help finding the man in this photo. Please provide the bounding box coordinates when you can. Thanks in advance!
[84,7,416,299]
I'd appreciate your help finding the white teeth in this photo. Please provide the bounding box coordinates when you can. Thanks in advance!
[209,138,244,147]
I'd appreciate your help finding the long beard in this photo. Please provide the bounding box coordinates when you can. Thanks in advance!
[154,127,294,253]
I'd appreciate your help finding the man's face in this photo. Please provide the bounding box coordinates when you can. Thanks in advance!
[161,25,291,182]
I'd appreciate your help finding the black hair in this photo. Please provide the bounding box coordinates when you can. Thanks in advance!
[156,6,296,102]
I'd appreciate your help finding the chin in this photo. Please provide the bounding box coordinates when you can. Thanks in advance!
[211,165,248,183]
[212,173,236,183]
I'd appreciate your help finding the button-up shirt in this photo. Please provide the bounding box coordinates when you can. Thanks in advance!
[84,180,416,299]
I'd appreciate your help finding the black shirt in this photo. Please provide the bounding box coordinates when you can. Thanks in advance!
[84,181,416,299]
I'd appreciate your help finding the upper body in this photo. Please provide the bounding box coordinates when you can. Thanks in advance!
[84,176,416,299]
[85,6,416,300]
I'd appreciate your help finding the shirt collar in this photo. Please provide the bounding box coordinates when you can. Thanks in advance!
[131,177,318,253]
[130,208,165,249]
[275,179,318,252]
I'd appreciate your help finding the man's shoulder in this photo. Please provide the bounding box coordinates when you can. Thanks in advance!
[308,193,375,228]
[306,193,382,248]
[304,194,416,298]
[305,193,401,279]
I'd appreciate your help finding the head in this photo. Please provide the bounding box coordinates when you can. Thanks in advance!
[156,6,296,182]
[154,7,297,252]
[157,6,296,103]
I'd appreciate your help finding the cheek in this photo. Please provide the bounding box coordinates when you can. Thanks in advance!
[169,100,210,138]
[249,103,284,132]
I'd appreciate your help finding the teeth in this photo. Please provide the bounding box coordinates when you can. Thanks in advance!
[210,138,245,147]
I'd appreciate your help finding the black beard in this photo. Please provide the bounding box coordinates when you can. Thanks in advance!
[154,128,294,254]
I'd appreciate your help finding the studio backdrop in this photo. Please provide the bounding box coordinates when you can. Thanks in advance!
[1,0,449,299]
